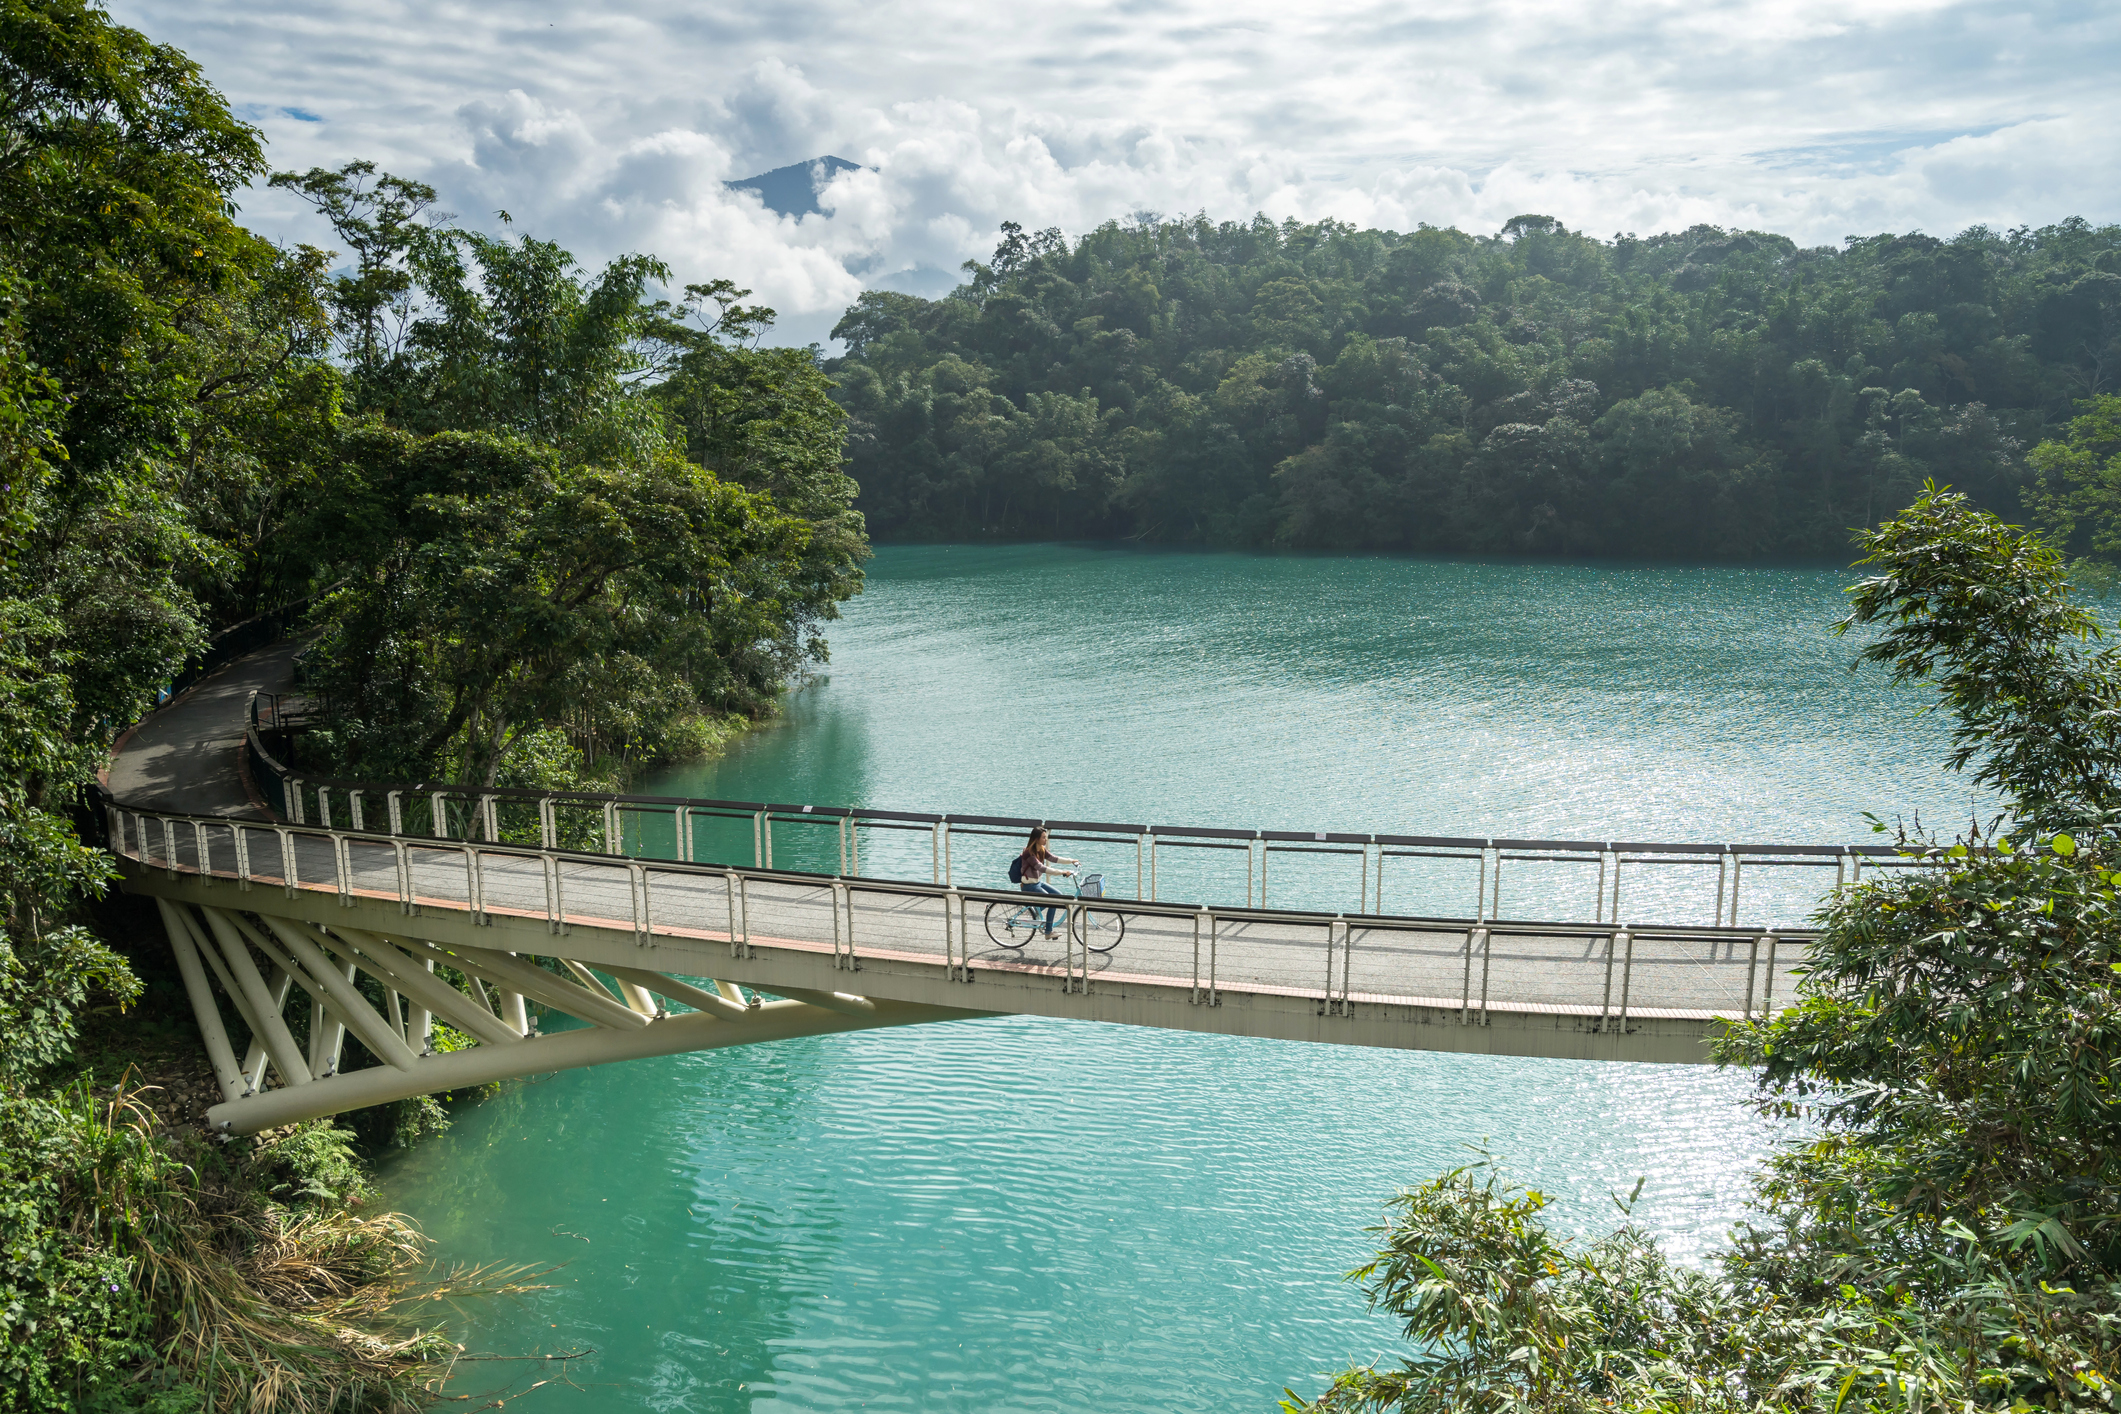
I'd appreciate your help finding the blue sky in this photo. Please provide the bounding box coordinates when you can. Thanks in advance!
[110,0,2120,346]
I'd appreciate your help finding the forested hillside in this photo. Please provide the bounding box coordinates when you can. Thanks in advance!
[829,214,2121,556]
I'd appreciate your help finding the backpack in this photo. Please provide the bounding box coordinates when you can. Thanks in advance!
[1007,854,1026,884]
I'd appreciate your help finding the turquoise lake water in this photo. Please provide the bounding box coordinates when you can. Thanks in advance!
[384,545,1975,1411]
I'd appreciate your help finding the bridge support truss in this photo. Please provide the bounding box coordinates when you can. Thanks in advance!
[152,895,981,1135]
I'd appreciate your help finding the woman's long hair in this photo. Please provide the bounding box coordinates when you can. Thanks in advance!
[1020,827,1048,863]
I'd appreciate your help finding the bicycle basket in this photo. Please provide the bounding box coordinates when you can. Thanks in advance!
[1079,872,1104,899]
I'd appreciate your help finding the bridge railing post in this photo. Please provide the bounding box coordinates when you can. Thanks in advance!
[629,862,650,944]
[1615,929,1635,1031]
[275,826,297,898]
[723,871,750,958]
[1599,930,1617,1032]
[1760,931,1779,1015]
[349,790,365,833]
[1478,927,1495,1025]
[332,830,353,907]
[233,820,252,890]
[1743,931,1762,1018]
[1068,899,1086,994]
[540,852,559,934]
[1339,919,1356,1015]
[386,789,403,837]
[1190,908,1205,1003]
[461,845,485,924]
[942,886,960,980]
[391,839,412,915]
[1320,916,1339,1015]
[830,880,850,969]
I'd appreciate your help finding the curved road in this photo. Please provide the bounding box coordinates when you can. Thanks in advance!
[106,640,301,817]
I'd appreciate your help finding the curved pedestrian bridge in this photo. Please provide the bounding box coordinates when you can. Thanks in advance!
[107,645,1908,1136]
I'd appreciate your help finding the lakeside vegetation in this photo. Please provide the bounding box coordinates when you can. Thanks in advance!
[828,214,2121,559]
[0,0,859,1405]
[1297,489,2121,1411]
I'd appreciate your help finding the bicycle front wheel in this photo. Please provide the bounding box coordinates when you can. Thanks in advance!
[985,900,1031,949]
[1076,906,1127,953]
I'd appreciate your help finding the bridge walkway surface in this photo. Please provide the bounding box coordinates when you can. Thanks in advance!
[105,644,1849,1135]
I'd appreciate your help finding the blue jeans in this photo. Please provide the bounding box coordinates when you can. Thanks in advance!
[1021,881,1064,932]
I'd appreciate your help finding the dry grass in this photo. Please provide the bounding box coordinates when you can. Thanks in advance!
[66,1084,549,1413]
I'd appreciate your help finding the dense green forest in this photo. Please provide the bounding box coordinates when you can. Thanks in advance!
[0,0,859,1405]
[829,213,2121,556]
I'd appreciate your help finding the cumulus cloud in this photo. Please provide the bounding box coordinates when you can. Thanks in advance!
[110,0,2121,346]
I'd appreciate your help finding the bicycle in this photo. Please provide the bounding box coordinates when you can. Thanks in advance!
[984,870,1128,953]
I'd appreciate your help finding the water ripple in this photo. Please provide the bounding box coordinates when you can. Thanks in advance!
[387,547,1963,1411]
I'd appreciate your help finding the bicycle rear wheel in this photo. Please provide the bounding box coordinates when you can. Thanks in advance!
[984,900,1032,948]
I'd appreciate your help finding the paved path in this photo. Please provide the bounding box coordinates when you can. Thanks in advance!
[105,640,302,817]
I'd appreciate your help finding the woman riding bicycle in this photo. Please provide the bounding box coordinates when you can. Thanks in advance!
[1015,828,1077,940]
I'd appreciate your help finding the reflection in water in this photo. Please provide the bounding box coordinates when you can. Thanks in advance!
[388,546,1971,1411]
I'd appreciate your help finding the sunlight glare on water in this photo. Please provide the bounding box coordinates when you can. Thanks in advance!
[386,546,1972,1412]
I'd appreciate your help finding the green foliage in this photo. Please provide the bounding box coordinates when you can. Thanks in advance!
[250,1119,374,1206]
[298,425,813,786]
[1837,484,2121,831]
[1295,494,2121,1411]
[0,1082,534,1412]
[2029,394,2121,569]
[269,167,864,790]
[0,0,303,1083]
[655,279,867,663]
[834,215,2116,554]
[267,160,439,391]
[1295,1163,1767,1413]
[0,13,662,1404]
[0,1091,150,1411]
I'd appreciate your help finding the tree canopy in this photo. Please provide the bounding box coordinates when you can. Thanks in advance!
[0,4,867,1400]
[831,215,2119,557]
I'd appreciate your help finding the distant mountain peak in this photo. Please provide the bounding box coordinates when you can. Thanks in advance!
[725,156,868,219]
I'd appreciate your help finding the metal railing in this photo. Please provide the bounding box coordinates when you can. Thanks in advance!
[237,694,1919,932]
[109,798,1820,1028]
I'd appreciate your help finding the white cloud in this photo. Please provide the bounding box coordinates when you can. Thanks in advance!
[109,0,2121,346]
